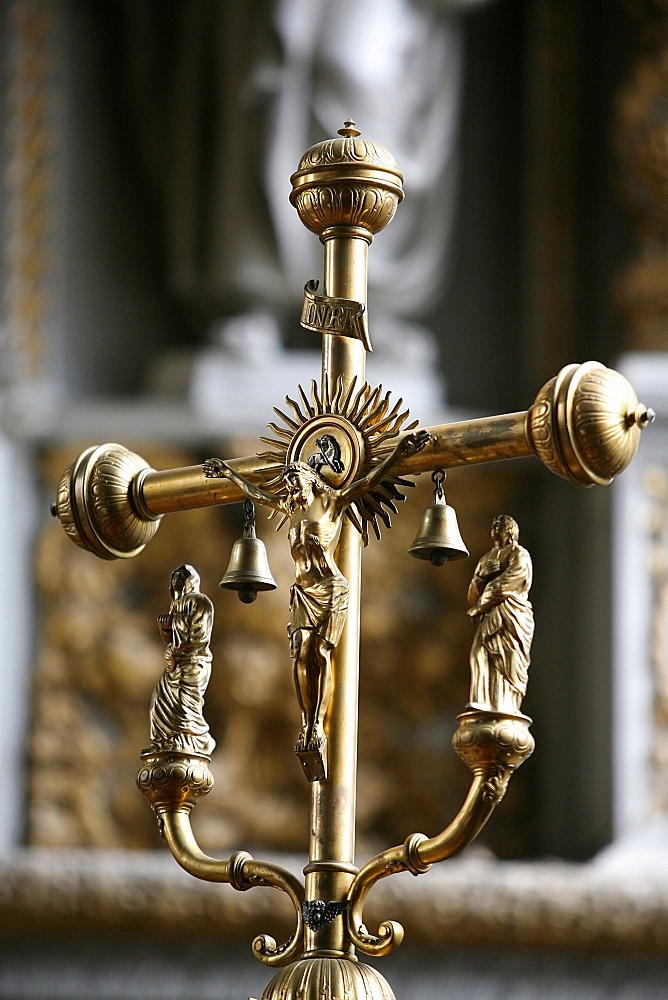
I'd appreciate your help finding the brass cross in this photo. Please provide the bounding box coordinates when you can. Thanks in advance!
[52,122,653,991]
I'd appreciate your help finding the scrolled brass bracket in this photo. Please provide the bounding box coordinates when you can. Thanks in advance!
[228,850,255,892]
[344,837,421,956]
[151,806,306,967]
[242,856,306,967]
[347,916,405,959]
[344,709,535,956]
[343,832,429,956]
[403,832,431,876]
[137,751,305,967]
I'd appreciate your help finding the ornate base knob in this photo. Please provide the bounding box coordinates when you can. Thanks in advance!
[452,710,534,805]
[137,751,214,814]
[257,957,396,1000]
[453,710,535,769]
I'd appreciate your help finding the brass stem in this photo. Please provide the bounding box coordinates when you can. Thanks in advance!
[344,774,498,957]
[301,233,368,956]
[344,709,536,956]
[160,810,304,898]
[416,772,497,865]
[140,455,279,516]
[409,412,531,471]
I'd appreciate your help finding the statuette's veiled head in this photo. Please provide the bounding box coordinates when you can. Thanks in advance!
[170,563,200,597]
[491,515,519,546]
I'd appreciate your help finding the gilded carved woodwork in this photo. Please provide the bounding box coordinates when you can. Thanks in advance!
[3,0,56,382]
[614,1,668,350]
[646,464,668,817]
[2,850,668,953]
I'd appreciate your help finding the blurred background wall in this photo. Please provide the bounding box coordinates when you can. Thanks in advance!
[0,0,667,997]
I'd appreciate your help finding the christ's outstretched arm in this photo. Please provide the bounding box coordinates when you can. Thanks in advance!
[203,458,284,513]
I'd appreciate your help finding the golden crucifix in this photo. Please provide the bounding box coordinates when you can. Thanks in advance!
[52,122,652,1000]
[202,429,430,780]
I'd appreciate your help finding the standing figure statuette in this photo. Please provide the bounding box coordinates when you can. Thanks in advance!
[204,430,430,779]
[467,515,534,716]
[149,564,216,757]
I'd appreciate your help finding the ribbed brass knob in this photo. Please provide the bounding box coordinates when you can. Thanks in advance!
[260,957,396,1000]
[526,361,652,486]
[54,443,161,559]
[290,121,404,241]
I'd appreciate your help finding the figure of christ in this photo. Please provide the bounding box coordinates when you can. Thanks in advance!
[466,515,534,715]
[203,431,430,773]
[149,564,216,756]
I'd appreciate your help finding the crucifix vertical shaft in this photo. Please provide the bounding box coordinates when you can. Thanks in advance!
[304,232,367,950]
[290,122,405,954]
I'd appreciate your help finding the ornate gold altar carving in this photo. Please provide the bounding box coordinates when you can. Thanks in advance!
[2,850,667,954]
[645,464,668,817]
[3,0,56,381]
[614,1,668,350]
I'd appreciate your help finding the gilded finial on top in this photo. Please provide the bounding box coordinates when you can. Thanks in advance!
[290,122,404,239]
[338,120,361,137]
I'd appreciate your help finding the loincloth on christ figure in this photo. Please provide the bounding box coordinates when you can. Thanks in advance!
[288,575,349,647]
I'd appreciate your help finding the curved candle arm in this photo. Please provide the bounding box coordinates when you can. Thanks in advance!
[345,711,535,957]
[138,755,305,967]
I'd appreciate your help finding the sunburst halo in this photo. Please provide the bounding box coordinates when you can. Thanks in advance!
[257,376,420,544]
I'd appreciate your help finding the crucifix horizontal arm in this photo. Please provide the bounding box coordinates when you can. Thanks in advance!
[53,361,652,561]
[144,414,528,516]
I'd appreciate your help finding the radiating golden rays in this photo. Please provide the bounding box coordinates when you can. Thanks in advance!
[258,376,419,543]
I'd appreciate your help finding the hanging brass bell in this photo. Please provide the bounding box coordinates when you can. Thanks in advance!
[409,470,469,566]
[220,501,277,603]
